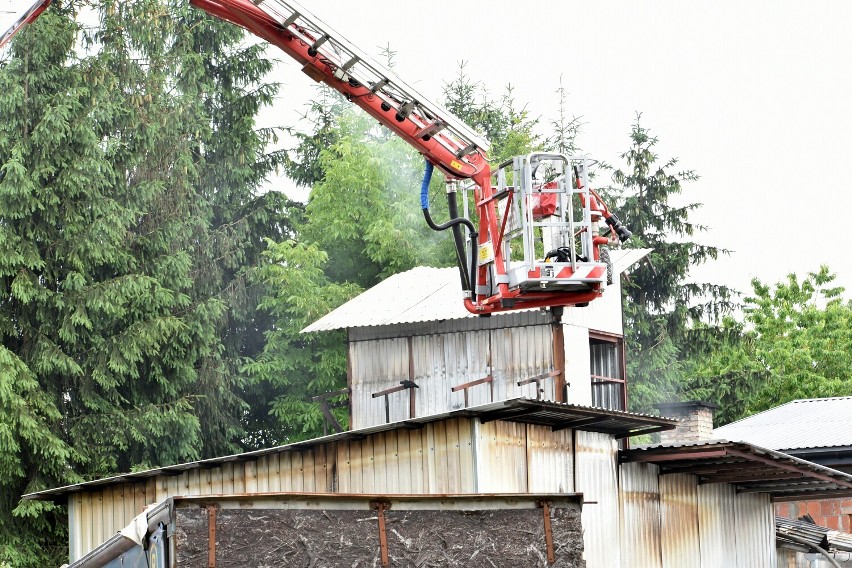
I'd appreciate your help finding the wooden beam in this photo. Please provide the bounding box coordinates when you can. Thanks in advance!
[551,314,565,403]
[737,481,829,494]
[479,407,540,424]
[773,489,852,502]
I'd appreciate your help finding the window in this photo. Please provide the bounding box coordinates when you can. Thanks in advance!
[589,333,626,411]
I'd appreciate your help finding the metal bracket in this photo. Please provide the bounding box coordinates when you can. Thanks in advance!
[371,501,392,567]
[372,382,418,423]
[451,375,493,408]
[517,370,561,400]
[312,388,350,435]
[536,500,556,564]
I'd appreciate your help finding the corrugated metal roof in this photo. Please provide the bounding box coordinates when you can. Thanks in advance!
[620,440,852,501]
[302,248,651,332]
[25,397,675,502]
[776,516,830,551]
[714,397,852,451]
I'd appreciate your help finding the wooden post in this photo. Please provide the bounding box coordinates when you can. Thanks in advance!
[207,505,217,568]
[537,500,556,564]
[551,312,566,402]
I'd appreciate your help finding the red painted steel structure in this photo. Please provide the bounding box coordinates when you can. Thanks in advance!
[7,0,625,314]
[193,0,616,314]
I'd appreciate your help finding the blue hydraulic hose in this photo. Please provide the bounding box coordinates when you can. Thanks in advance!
[420,161,434,209]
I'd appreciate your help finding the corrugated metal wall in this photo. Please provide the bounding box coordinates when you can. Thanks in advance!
[490,325,554,402]
[473,420,529,493]
[735,492,777,567]
[697,483,737,567]
[349,337,411,428]
[66,418,585,561]
[351,324,557,429]
[617,466,778,568]
[620,462,663,568]
[659,473,701,568]
[575,431,621,568]
[423,328,491,412]
[526,424,574,493]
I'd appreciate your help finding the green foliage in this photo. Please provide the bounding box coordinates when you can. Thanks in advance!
[546,77,582,155]
[246,103,461,441]
[303,109,455,286]
[689,267,852,424]
[243,240,360,443]
[747,267,852,410]
[282,86,347,188]
[681,318,767,425]
[247,62,556,442]
[0,1,292,564]
[605,117,735,412]
[443,63,544,164]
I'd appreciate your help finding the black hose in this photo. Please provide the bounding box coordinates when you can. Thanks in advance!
[447,190,471,290]
[420,162,478,293]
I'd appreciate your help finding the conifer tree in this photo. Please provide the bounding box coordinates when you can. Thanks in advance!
[606,117,735,412]
[0,1,290,563]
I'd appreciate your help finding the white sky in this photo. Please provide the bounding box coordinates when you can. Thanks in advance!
[261,0,852,300]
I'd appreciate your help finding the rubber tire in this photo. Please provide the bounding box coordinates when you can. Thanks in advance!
[600,246,613,285]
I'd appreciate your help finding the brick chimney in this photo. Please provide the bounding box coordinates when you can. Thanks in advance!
[657,401,718,444]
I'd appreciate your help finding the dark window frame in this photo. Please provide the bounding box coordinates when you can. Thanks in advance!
[588,331,627,411]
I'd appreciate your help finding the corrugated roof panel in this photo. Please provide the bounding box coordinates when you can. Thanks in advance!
[714,397,852,451]
[621,440,852,501]
[303,249,651,332]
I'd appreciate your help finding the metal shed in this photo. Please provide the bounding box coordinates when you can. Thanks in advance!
[304,254,649,431]
[26,399,674,563]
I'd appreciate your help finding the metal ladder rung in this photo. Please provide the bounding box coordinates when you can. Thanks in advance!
[309,34,329,52]
[370,78,388,92]
[456,143,477,158]
[341,55,360,71]
[254,0,491,155]
[281,11,299,27]
[415,122,445,139]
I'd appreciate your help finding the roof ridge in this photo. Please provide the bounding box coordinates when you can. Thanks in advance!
[790,396,852,403]
[714,399,798,429]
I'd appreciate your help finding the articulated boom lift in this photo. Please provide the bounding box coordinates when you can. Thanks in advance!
[2,0,631,315]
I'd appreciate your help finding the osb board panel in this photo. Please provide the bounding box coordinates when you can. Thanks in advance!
[174,506,584,567]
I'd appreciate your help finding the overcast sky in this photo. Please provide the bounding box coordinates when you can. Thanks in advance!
[260,0,852,300]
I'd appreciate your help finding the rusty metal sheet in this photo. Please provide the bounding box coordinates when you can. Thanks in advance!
[734,492,776,567]
[575,431,620,568]
[526,424,574,494]
[659,473,700,568]
[619,462,662,568]
[697,482,737,567]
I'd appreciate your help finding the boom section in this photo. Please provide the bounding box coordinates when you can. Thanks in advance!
[0,0,52,49]
[191,0,491,184]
